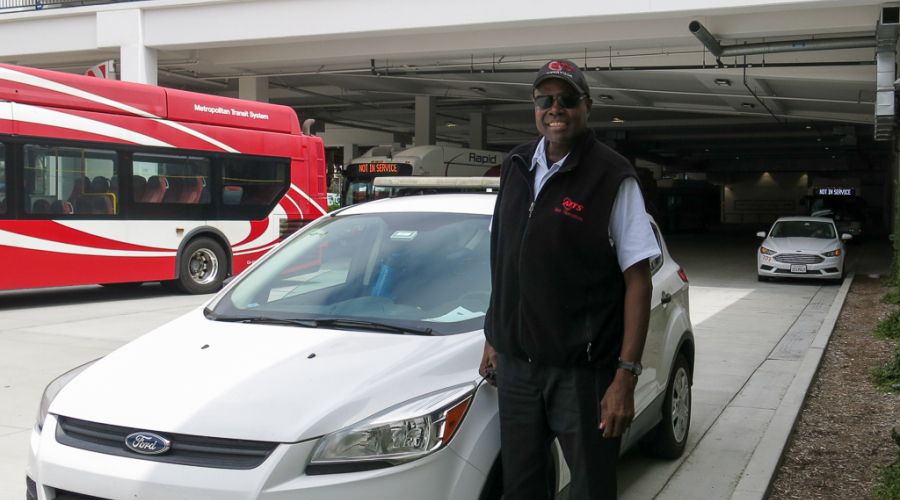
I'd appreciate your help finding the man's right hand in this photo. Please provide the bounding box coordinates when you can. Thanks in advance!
[479,341,498,386]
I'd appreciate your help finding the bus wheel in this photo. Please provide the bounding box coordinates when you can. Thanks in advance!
[176,237,226,294]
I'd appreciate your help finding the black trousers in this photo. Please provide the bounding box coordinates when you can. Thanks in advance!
[496,353,620,500]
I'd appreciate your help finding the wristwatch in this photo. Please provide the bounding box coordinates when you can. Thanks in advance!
[617,359,643,377]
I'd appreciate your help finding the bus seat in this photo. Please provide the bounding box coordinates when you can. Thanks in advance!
[109,176,119,196]
[50,200,66,214]
[68,177,89,202]
[0,198,5,213]
[74,197,93,214]
[90,176,110,194]
[142,176,169,203]
[163,176,183,203]
[132,176,147,202]
[222,185,243,205]
[31,199,50,214]
[92,195,113,214]
[178,177,204,203]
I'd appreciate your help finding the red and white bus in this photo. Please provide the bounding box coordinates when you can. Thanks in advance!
[0,64,328,293]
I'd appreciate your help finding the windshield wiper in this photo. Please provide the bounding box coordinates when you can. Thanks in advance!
[205,311,433,335]
[206,313,318,327]
[308,318,434,336]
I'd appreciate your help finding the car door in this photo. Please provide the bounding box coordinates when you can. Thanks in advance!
[635,224,669,413]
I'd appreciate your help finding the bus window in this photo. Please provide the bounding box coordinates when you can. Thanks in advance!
[24,144,118,216]
[0,143,6,214]
[222,158,287,206]
[134,153,211,205]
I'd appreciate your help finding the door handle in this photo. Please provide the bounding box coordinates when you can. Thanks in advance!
[660,291,672,304]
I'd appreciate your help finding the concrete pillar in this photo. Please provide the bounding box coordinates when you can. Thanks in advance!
[343,144,360,165]
[239,76,269,102]
[119,44,158,85]
[96,9,158,85]
[469,112,486,149]
[415,95,436,146]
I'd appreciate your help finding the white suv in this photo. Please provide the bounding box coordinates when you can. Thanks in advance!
[27,193,693,499]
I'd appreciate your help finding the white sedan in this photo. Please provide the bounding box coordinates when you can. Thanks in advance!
[757,216,850,282]
[27,193,694,500]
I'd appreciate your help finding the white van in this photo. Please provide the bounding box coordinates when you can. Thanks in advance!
[341,145,505,205]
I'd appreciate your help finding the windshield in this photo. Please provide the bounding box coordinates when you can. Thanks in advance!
[343,180,392,205]
[770,220,836,239]
[210,211,492,335]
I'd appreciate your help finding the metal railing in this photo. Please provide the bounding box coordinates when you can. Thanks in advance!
[0,0,142,13]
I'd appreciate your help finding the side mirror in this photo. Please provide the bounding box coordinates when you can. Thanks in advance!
[756,231,766,238]
[841,233,853,241]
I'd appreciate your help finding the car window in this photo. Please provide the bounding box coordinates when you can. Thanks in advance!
[215,212,492,335]
[770,221,835,239]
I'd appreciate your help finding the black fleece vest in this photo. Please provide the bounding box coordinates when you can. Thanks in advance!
[485,131,636,366]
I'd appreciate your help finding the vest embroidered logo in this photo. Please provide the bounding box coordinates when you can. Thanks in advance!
[554,197,585,221]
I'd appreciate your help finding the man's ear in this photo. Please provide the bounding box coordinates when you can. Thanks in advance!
[584,98,593,117]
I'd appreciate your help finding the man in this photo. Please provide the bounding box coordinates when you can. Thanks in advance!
[480,59,660,499]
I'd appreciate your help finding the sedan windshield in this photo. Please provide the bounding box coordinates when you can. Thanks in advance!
[209,211,492,335]
[770,220,836,239]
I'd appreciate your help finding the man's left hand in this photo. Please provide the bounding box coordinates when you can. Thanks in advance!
[599,369,637,438]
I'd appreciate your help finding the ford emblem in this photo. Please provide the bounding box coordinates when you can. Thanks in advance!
[125,432,171,455]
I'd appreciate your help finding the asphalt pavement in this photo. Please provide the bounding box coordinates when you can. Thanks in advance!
[0,230,891,500]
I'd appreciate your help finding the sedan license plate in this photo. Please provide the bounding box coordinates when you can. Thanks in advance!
[790,264,807,273]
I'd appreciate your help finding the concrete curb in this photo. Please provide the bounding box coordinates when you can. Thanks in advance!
[731,272,856,500]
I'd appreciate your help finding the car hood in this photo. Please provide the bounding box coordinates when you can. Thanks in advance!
[50,308,484,443]
[766,237,839,254]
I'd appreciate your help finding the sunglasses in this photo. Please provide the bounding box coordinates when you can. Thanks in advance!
[533,93,586,109]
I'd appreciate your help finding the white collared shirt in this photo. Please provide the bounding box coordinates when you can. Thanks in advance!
[529,138,661,271]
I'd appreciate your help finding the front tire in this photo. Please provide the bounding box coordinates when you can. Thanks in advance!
[641,353,692,459]
[174,237,227,294]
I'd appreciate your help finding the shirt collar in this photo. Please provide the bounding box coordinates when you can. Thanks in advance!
[530,137,570,172]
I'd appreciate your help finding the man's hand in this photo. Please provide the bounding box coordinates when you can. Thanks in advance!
[599,369,637,438]
[479,341,498,386]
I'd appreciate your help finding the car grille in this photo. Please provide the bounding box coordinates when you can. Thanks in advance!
[774,254,824,264]
[56,416,278,470]
[51,489,108,500]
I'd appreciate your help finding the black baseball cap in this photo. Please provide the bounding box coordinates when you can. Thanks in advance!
[533,59,590,97]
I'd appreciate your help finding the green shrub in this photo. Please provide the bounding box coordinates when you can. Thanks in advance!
[875,310,900,340]
[883,288,900,305]
[871,343,900,393]
[873,458,900,499]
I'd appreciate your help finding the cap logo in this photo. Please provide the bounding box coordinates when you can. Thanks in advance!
[548,60,575,74]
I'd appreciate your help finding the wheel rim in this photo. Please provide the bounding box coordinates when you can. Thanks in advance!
[188,248,219,285]
[670,366,691,442]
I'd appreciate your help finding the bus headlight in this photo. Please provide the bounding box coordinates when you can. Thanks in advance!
[307,383,475,474]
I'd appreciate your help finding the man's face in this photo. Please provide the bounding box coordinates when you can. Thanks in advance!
[533,79,591,150]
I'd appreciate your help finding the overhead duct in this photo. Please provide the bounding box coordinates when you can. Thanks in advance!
[876,4,900,141]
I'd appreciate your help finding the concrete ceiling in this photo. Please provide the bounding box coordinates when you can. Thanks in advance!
[0,0,892,171]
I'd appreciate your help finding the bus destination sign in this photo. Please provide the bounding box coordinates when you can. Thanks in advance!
[346,162,412,177]
[815,187,855,196]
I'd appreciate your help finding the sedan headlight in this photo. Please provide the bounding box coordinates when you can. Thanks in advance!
[307,383,476,474]
[35,359,98,432]
[823,248,842,257]
[759,246,776,255]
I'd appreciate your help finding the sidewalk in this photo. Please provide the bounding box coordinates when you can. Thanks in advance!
[618,235,891,499]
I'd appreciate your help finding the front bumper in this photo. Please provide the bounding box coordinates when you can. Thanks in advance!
[757,254,843,279]
[26,414,488,500]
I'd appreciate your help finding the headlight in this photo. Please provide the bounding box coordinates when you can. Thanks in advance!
[307,383,476,474]
[823,248,842,257]
[759,246,776,255]
[35,359,98,432]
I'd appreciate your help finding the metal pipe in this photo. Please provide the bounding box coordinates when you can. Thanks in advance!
[722,37,875,57]
[688,20,723,57]
[689,20,875,58]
